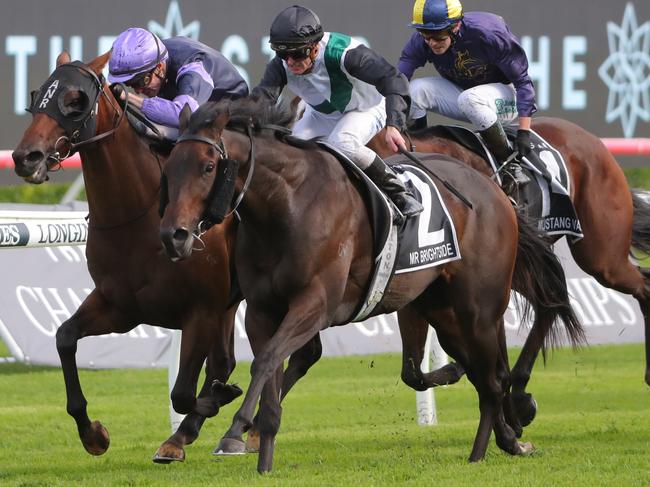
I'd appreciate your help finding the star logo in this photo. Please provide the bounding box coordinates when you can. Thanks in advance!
[598,3,650,137]
[148,0,200,40]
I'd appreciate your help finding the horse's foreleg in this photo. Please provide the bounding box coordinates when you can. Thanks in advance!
[246,333,323,453]
[217,290,328,471]
[256,366,284,473]
[56,290,135,455]
[154,306,240,463]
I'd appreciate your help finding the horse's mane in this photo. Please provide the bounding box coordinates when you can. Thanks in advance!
[187,96,295,135]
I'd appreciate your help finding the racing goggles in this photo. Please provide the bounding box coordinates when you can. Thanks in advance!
[418,28,453,42]
[126,70,155,90]
[273,46,312,62]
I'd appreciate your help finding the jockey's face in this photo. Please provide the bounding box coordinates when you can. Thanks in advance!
[418,23,459,55]
[283,44,319,75]
[128,62,166,97]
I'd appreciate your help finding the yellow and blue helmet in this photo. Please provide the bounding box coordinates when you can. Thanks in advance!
[410,0,463,30]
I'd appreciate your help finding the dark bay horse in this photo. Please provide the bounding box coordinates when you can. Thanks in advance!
[370,121,650,393]
[11,51,243,463]
[159,98,580,472]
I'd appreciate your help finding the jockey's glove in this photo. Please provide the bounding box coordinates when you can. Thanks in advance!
[515,129,532,158]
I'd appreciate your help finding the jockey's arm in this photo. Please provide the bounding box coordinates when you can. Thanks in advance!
[343,45,410,133]
[250,57,287,104]
[396,32,429,81]
[490,34,537,129]
[138,62,219,127]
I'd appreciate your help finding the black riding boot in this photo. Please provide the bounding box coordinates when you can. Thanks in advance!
[364,156,424,218]
[480,121,530,186]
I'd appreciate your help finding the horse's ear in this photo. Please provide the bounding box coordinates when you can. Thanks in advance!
[179,104,192,134]
[56,51,71,67]
[88,50,112,76]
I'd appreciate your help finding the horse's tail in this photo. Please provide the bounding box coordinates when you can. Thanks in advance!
[511,211,586,351]
[631,189,650,255]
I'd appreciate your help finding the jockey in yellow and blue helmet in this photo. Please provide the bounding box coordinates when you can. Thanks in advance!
[399,0,536,188]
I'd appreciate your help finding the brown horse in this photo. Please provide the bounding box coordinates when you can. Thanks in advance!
[11,51,244,463]
[159,98,580,472]
[370,121,650,395]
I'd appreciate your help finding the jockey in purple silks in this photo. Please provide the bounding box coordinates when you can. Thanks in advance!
[398,0,536,186]
[108,28,249,128]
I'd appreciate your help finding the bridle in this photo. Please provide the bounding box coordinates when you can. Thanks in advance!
[27,61,127,168]
[172,123,256,244]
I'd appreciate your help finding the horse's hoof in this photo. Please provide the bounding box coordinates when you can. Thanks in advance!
[245,429,261,453]
[516,441,535,456]
[152,441,186,463]
[213,436,246,456]
[80,420,110,455]
[513,392,538,427]
[211,381,244,406]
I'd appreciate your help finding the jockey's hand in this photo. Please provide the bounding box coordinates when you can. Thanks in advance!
[385,126,407,153]
[516,129,532,158]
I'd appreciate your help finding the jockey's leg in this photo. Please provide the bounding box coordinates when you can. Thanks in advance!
[408,77,466,127]
[327,105,423,218]
[457,84,530,186]
[364,155,424,217]
[291,106,336,140]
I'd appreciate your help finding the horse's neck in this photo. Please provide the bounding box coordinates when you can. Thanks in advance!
[229,131,304,226]
[81,96,162,225]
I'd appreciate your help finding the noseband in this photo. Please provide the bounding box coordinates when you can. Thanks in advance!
[174,123,255,230]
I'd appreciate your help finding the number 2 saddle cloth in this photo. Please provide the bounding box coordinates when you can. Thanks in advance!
[316,142,461,322]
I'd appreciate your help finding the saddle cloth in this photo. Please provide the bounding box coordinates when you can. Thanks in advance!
[316,142,461,321]
[436,125,583,240]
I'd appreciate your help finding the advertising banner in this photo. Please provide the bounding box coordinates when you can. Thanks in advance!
[1,0,649,159]
[0,204,644,368]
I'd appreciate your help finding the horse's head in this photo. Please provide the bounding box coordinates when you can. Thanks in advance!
[12,50,112,183]
[160,101,234,261]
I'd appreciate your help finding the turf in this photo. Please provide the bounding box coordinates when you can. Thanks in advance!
[0,344,648,486]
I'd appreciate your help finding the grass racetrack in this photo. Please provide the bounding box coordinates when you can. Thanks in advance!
[1,343,649,486]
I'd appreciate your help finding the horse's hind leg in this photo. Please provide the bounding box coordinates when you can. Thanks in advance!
[397,305,465,390]
[509,304,555,428]
[154,307,241,463]
[569,189,650,385]
[56,290,136,455]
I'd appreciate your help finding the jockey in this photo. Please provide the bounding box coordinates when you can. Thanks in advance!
[398,0,535,186]
[108,28,249,129]
[252,5,423,218]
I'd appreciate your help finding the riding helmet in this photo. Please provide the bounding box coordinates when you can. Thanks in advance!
[269,5,324,51]
[410,0,463,30]
[108,28,169,84]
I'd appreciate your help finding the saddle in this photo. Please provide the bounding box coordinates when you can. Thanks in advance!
[433,124,583,241]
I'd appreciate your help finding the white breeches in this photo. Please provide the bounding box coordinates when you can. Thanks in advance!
[409,77,518,130]
[292,100,386,169]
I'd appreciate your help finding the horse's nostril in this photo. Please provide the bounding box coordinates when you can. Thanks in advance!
[26,151,45,164]
[173,228,190,242]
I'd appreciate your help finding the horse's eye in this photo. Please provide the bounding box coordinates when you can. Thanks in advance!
[205,162,215,173]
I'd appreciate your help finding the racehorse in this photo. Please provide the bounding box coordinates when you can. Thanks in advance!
[11,51,245,463]
[159,98,580,472]
[369,121,650,394]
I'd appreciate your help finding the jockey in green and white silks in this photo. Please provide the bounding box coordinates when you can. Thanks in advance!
[252,5,423,218]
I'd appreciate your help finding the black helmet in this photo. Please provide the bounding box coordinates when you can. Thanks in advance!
[269,5,324,51]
